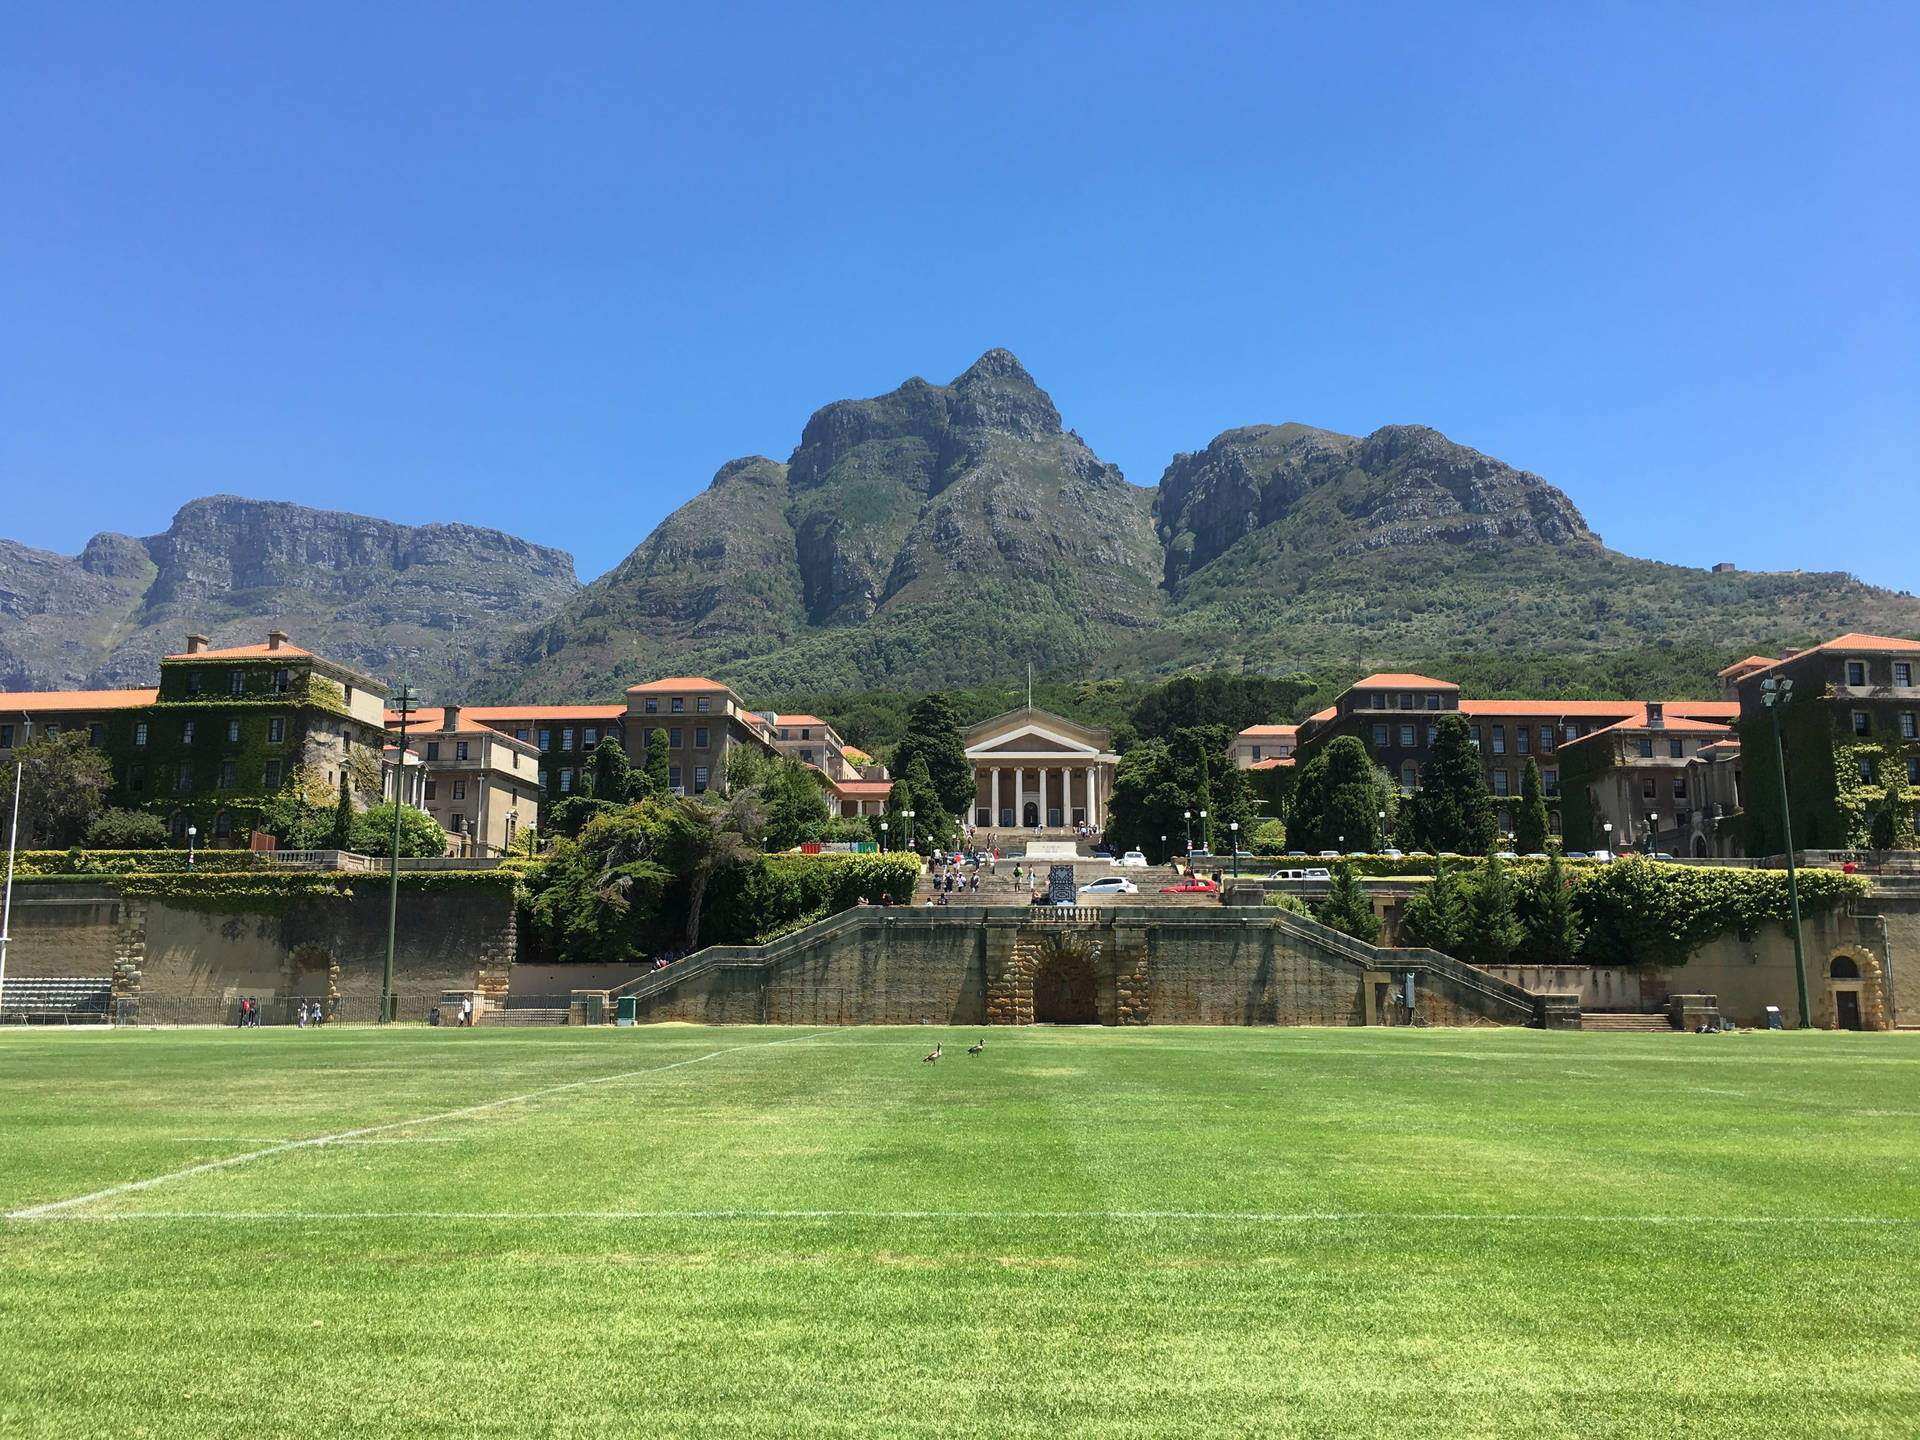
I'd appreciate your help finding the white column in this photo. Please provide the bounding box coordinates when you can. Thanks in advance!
[1052,767,1062,826]
[1015,766,1025,828]
[990,766,1000,826]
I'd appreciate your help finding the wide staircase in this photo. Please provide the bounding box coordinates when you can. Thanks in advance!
[1,977,112,1024]
[1579,1011,1676,1033]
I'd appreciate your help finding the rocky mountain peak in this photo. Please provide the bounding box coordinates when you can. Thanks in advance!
[949,348,1060,440]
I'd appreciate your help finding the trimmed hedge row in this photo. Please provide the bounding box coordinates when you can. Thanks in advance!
[701,853,927,946]
[9,849,270,876]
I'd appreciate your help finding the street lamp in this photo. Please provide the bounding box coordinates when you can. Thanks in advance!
[904,808,915,852]
[1647,812,1659,853]
[384,678,423,1025]
[1760,676,1810,1027]
[1602,821,1613,857]
[1160,835,1167,866]
[1378,808,1386,850]
[186,825,197,870]
[880,820,889,852]
[1200,809,1209,852]
[1183,809,1193,853]
[1229,821,1240,877]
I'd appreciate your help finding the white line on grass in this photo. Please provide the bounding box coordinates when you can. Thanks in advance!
[172,1137,465,1145]
[15,1208,1918,1226]
[7,1031,830,1220]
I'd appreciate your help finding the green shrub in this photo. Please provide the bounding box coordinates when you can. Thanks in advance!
[1574,858,1868,967]
[85,809,171,850]
[1262,891,1311,915]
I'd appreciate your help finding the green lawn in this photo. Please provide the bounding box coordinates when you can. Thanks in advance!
[2,1024,1917,1438]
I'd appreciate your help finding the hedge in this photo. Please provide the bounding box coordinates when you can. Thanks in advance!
[8,849,270,877]
[1573,858,1869,967]
[700,853,926,945]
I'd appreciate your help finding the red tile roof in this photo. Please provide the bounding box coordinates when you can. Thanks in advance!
[775,714,832,729]
[1236,724,1299,738]
[827,779,895,796]
[1247,757,1295,770]
[1735,632,1920,683]
[624,677,734,694]
[165,642,314,660]
[1351,673,1456,689]
[1717,654,1781,678]
[0,688,158,711]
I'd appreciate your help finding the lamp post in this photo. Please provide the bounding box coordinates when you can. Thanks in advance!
[1183,809,1193,853]
[1378,808,1386,851]
[186,825,197,870]
[1229,821,1240,878]
[1647,812,1659,854]
[880,820,889,852]
[1200,809,1209,852]
[1160,835,1167,866]
[1602,821,1612,858]
[1761,676,1810,1028]
[904,808,915,852]
[384,678,422,1025]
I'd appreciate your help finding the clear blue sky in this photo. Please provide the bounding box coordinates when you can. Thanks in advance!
[4,3,1915,589]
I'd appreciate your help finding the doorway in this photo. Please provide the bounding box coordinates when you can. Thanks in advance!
[1835,990,1862,1030]
[1023,802,1040,828]
[1033,950,1100,1024]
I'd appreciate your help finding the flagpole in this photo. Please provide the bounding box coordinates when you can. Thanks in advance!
[0,762,22,1022]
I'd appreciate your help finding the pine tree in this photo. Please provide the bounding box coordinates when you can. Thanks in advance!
[1514,758,1550,855]
[1464,853,1525,966]
[644,728,671,797]
[1289,737,1383,853]
[1399,858,1469,954]
[328,776,355,850]
[1522,850,1584,965]
[1402,713,1496,855]
[1315,860,1382,943]
[892,693,972,817]
[887,754,950,854]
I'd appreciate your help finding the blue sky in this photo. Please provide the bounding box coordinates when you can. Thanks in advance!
[4,3,1915,589]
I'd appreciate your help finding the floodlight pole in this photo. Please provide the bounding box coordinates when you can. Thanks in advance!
[0,762,22,1020]
[1763,678,1810,1028]
[383,680,419,1025]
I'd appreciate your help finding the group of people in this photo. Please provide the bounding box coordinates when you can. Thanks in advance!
[233,997,326,1027]
[295,1000,327,1028]
[235,996,263,1027]
[648,951,688,971]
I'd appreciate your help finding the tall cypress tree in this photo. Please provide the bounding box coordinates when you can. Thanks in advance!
[1315,860,1382,943]
[1514,758,1550,855]
[1402,713,1496,855]
[1522,851,1584,965]
[644,728,671,797]
[1400,858,1469,954]
[328,775,355,850]
[893,693,972,817]
[1464,853,1525,966]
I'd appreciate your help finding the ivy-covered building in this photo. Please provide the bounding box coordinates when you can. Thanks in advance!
[1732,633,1920,854]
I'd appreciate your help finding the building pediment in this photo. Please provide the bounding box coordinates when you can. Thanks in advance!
[962,706,1111,756]
[976,730,1095,755]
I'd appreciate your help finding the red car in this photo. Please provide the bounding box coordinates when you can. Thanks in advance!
[1159,877,1220,894]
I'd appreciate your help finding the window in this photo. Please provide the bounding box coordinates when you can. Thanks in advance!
[126,764,145,792]
[1544,768,1558,795]
[1401,761,1417,791]
[90,723,104,747]
[1909,757,1919,784]
[696,697,710,714]
[538,729,551,752]
[1492,727,1505,754]
[1672,776,1686,799]
[800,748,815,764]
[1638,737,1653,758]
[268,717,285,744]
[230,670,245,695]
[644,698,659,714]
[219,762,236,789]
[1399,725,1414,747]
[1370,693,1385,710]
[1493,770,1509,796]
[671,697,685,714]
[1398,693,1413,711]
[265,761,281,790]
[1898,663,1913,688]
[187,671,202,694]
[1853,712,1871,736]
[1859,757,1875,781]
[0,725,11,749]
[1540,728,1554,754]
[515,727,530,742]
[670,728,683,748]
[1848,661,1866,686]
[559,769,572,793]
[456,741,468,761]
[449,813,465,833]
[1497,810,1511,834]
[273,669,289,693]
[135,722,147,746]
[694,765,709,792]
[1902,713,1917,739]
[214,811,232,838]
[226,719,241,743]
[426,742,440,761]
[584,727,597,747]
[1669,738,1684,758]
[182,721,195,745]
[425,781,438,801]
[695,727,709,748]
[561,728,574,751]
[1426,725,1437,747]
[779,728,790,740]
[1565,724,1578,742]
[177,764,193,792]
[1642,776,1657,799]
[452,781,466,801]
[1516,728,1529,755]
[669,765,682,791]
[44,724,58,739]
[1373,723,1389,746]
[1251,746,1261,761]
[1426,694,1441,710]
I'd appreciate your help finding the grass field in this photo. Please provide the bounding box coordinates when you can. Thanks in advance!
[3,1024,1918,1438]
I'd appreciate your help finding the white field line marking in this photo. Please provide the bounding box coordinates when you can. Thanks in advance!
[15,1208,1918,1227]
[7,1032,829,1220]
[174,1136,464,1145]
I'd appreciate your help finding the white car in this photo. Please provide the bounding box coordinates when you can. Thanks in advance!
[1112,851,1149,867]
[1080,875,1138,895]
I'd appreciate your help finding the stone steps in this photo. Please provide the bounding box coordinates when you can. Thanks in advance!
[1580,1012,1676,1033]
[482,1007,570,1026]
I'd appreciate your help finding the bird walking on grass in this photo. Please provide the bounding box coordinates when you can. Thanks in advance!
[967,1038,984,1056]
[923,1043,942,1064]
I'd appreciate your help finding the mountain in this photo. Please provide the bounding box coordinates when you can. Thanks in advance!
[502,350,1166,698]
[0,497,579,699]
[1139,423,1920,674]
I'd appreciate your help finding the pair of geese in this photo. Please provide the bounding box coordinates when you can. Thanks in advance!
[923,1039,984,1063]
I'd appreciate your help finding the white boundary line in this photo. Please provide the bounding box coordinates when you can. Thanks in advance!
[6,1032,829,1220]
[12,1208,1918,1226]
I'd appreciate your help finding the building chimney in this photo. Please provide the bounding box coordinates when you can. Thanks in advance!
[185,633,208,655]
[1646,702,1665,729]
[442,703,460,732]
[266,630,288,651]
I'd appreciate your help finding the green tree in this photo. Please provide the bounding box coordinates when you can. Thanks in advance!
[523,809,673,963]
[1288,737,1383,853]
[1249,819,1287,856]
[585,736,636,801]
[327,777,355,850]
[656,791,766,952]
[1514,758,1550,855]
[724,741,771,793]
[891,693,972,817]
[1519,851,1584,965]
[644,728,671,797]
[761,758,833,851]
[1400,714,1495,855]
[84,808,169,849]
[1315,861,1382,943]
[1463,853,1525,966]
[1103,738,1187,862]
[887,753,950,854]
[1399,858,1470,955]
[0,732,114,849]
[1129,673,1317,742]
[258,765,336,850]
[347,803,447,858]
[1192,741,1215,850]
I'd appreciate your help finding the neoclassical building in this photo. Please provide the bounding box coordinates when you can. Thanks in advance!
[963,708,1120,830]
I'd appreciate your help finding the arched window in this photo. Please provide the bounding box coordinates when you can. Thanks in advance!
[214,810,233,839]
[1548,811,1562,836]
[1830,955,1861,980]
[169,811,187,838]
[1401,762,1418,791]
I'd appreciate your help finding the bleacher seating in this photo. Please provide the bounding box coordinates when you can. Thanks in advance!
[1,977,112,1023]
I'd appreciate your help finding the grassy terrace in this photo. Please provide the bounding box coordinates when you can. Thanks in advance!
[3,1025,1917,1437]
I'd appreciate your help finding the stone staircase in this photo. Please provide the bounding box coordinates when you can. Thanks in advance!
[480,1005,570,1026]
[1579,1011,1676,1033]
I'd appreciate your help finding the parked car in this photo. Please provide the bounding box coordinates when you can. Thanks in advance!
[1112,851,1149,867]
[1286,850,1308,858]
[1160,877,1220,894]
[1563,851,1590,859]
[1494,851,1519,860]
[1524,852,1550,860]
[1303,868,1331,880]
[1380,848,1405,859]
[1080,875,1138,895]
[1317,850,1339,858]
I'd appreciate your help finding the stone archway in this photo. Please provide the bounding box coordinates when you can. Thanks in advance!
[1023,801,1040,828]
[1032,933,1100,1024]
[1825,946,1887,1031]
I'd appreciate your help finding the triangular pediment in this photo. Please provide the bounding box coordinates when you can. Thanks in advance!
[980,732,1091,754]
[963,706,1112,756]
